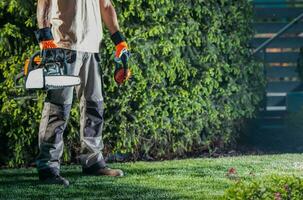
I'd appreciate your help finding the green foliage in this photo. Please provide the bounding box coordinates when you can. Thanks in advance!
[0,0,265,167]
[223,175,303,200]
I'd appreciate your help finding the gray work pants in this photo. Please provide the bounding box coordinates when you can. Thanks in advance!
[36,49,106,172]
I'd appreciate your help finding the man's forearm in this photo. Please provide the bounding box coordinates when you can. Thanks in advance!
[100,0,120,34]
[37,0,52,28]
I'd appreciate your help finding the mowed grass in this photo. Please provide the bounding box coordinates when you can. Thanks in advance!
[1,154,303,200]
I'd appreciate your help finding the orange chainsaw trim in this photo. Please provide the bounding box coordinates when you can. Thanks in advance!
[24,57,41,75]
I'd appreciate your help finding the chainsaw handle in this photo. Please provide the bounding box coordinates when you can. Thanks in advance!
[28,51,41,71]
[14,72,25,88]
[40,48,69,75]
[28,49,68,73]
[14,51,40,88]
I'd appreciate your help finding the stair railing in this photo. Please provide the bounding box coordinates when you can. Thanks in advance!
[253,12,303,55]
[252,9,303,111]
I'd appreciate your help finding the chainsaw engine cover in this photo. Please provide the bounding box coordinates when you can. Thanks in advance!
[25,68,44,89]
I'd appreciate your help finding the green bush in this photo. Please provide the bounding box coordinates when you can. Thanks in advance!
[223,175,303,200]
[0,0,265,167]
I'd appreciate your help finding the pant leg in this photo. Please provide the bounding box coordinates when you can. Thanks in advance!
[36,101,72,172]
[76,53,106,168]
[36,49,81,172]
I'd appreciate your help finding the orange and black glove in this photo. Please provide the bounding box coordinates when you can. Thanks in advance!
[34,27,67,75]
[35,27,58,50]
[111,31,131,85]
[35,27,67,64]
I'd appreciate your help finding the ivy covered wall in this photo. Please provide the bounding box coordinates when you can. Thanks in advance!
[0,0,264,167]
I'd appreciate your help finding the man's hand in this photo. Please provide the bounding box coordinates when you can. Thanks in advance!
[114,45,131,85]
[39,40,58,50]
[111,32,131,85]
[115,41,128,59]
[35,27,58,50]
[114,43,131,85]
[36,0,58,50]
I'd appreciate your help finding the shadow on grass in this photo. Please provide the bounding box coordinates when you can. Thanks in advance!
[0,167,189,200]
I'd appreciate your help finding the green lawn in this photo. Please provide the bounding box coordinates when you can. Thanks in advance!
[1,154,303,200]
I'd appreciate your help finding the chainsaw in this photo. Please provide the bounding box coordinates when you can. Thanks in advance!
[15,49,81,92]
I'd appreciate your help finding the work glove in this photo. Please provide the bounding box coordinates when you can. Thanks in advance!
[35,27,58,50]
[34,27,63,66]
[111,31,131,85]
[34,27,68,76]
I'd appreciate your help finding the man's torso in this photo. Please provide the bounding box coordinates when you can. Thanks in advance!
[50,0,103,53]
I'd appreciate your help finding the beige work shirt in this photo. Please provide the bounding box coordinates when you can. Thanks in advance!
[50,0,103,53]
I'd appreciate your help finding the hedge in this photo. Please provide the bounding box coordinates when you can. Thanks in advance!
[0,0,265,167]
[223,175,303,200]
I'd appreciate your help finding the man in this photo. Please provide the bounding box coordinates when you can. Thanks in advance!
[35,0,131,187]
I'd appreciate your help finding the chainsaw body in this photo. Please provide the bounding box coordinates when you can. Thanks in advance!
[15,49,81,90]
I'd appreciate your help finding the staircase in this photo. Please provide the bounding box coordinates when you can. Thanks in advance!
[250,1,303,151]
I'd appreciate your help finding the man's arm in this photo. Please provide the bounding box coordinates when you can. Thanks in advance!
[100,0,131,85]
[36,0,57,49]
[37,0,52,28]
[99,0,120,34]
